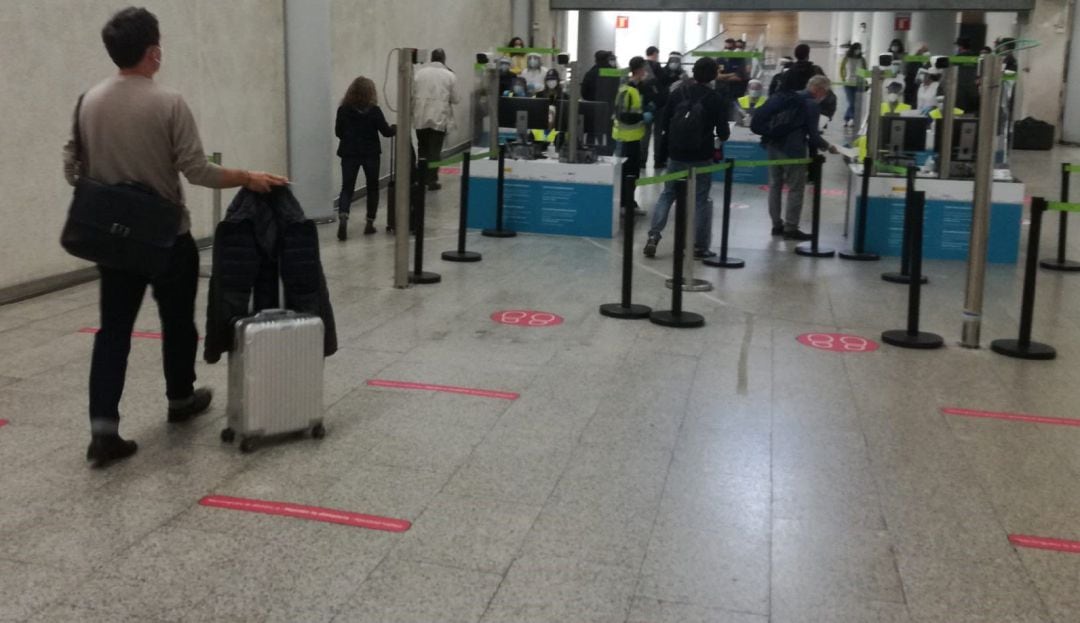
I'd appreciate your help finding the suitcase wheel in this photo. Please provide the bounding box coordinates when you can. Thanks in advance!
[312,423,326,439]
[239,437,257,453]
[220,428,236,444]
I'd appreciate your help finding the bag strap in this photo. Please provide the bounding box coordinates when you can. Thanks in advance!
[72,93,86,171]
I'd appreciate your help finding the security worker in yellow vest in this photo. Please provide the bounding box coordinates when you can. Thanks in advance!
[881,80,912,115]
[735,79,767,126]
[928,95,965,119]
[613,56,649,215]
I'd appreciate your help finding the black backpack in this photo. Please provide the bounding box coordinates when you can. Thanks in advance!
[751,91,806,140]
[668,89,708,154]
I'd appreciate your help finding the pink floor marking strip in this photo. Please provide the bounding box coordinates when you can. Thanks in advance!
[79,328,202,341]
[0,419,8,428]
[941,407,1080,427]
[366,379,519,400]
[1009,534,1080,554]
[199,495,411,532]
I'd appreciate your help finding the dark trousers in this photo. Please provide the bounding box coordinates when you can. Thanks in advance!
[415,128,446,186]
[89,233,199,436]
[618,140,642,208]
[338,155,381,221]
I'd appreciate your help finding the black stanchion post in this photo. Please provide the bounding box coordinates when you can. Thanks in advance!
[442,148,483,262]
[1040,163,1080,271]
[796,155,836,258]
[482,143,516,238]
[386,138,397,233]
[650,180,705,328]
[840,156,881,261]
[600,174,652,319]
[408,158,441,285]
[882,191,943,349]
[883,165,929,283]
[992,197,1056,359]
[704,159,745,268]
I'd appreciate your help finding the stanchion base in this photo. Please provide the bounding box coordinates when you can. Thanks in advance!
[665,278,714,292]
[649,310,705,328]
[882,329,944,349]
[599,303,652,319]
[990,339,1057,360]
[839,250,881,261]
[881,272,929,284]
[482,229,517,238]
[408,271,442,285]
[1039,258,1080,272]
[702,256,746,268]
[442,250,482,262]
[794,244,836,258]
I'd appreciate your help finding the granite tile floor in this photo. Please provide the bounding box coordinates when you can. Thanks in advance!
[3,142,1080,622]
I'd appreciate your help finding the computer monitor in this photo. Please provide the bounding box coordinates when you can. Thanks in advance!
[882,116,930,156]
[554,100,613,141]
[498,97,550,132]
[934,117,979,162]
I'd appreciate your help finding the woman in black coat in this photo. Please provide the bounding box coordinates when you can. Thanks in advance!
[335,76,395,240]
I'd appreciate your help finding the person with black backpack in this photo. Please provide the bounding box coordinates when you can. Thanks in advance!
[643,57,729,259]
[753,75,839,241]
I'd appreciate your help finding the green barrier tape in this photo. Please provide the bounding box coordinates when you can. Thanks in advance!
[903,55,931,63]
[1064,164,1080,173]
[636,170,689,187]
[696,50,764,59]
[1002,73,1017,82]
[474,63,487,71]
[598,68,626,78]
[948,55,981,65]
[1047,202,1080,213]
[876,163,908,175]
[495,47,560,55]
[857,69,895,79]
[695,162,732,175]
[734,158,812,169]
[428,151,493,168]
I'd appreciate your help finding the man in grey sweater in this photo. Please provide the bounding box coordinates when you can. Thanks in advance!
[63,7,287,468]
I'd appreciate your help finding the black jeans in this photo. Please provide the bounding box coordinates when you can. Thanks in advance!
[415,128,446,186]
[338,155,381,220]
[89,233,199,436]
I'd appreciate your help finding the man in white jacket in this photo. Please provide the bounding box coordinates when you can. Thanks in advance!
[413,48,458,190]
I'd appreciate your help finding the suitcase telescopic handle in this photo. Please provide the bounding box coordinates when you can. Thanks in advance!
[255,309,293,318]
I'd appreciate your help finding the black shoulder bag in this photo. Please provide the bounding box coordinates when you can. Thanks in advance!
[60,94,182,278]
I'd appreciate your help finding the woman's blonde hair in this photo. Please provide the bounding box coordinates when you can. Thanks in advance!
[342,76,376,109]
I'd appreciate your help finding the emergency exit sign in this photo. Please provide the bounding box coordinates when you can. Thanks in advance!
[895,13,911,31]
[615,15,629,29]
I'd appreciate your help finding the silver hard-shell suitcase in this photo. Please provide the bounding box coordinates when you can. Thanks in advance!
[221,309,325,452]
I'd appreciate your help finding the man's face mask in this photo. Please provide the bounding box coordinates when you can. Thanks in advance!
[749,88,763,98]
[668,60,681,71]
[608,57,618,68]
[887,93,900,103]
[528,58,540,69]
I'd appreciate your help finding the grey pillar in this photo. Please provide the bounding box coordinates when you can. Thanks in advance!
[908,11,958,56]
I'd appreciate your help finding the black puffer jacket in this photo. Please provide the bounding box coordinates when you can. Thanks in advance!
[203,187,338,363]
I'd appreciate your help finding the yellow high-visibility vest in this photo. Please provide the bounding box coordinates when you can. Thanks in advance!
[738,95,767,111]
[880,102,913,115]
[612,84,645,142]
[929,106,965,119]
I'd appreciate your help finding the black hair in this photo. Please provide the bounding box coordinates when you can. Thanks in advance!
[889,39,905,54]
[508,37,524,47]
[956,37,972,50]
[979,46,993,54]
[431,48,446,63]
[594,50,610,64]
[845,42,862,58]
[544,68,560,81]
[101,6,160,69]
[692,57,718,83]
[794,44,811,61]
[629,56,646,72]
[646,46,659,57]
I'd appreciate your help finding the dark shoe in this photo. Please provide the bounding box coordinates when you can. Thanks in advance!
[386,226,395,234]
[167,387,213,423]
[694,248,717,259]
[363,220,376,235]
[634,205,647,216]
[643,237,659,258]
[86,436,138,469]
[783,229,813,241]
[771,224,784,236]
[427,183,442,191]
[337,216,348,241]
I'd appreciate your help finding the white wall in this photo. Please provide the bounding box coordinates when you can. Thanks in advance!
[1018,0,1071,132]
[0,0,287,292]
[798,12,833,44]
[984,11,1019,44]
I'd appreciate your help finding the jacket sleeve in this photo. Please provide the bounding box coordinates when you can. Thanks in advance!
[713,93,730,142]
[335,107,344,138]
[376,107,395,137]
[805,101,830,153]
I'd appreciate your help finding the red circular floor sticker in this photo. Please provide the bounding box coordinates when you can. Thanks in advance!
[491,310,564,327]
[797,333,879,353]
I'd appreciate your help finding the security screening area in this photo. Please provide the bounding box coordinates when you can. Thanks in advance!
[5,0,1080,621]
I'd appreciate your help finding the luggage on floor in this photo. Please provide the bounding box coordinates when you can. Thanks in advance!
[222,309,325,453]
[1013,117,1055,150]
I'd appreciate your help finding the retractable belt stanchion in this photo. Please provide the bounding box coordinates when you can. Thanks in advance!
[441,147,484,262]
[600,173,652,320]
[883,165,929,284]
[795,155,835,258]
[665,167,712,292]
[991,197,1057,360]
[882,190,943,349]
[387,138,397,233]
[482,143,516,238]
[408,157,441,284]
[1039,163,1080,272]
[651,180,705,328]
[703,159,745,268]
[840,156,881,261]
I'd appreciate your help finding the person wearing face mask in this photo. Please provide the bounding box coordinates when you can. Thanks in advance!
[916,67,942,114]
[652,52,684,169]
[840,43,867,127]
[880,80,911,115]
[507,37,527,75]
[497,57,515,94]
[63,7,290,467]
[413,48,459,191]
[953,37,980,112]
[535,69,564,100]
[581,50,611,102]
[613,57,650,216]
[928,95,964,120]
[736,79,767,126]
[521,52,547,95]
[904,42,929,107]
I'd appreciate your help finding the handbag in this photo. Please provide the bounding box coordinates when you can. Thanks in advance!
[60,94,182,278]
